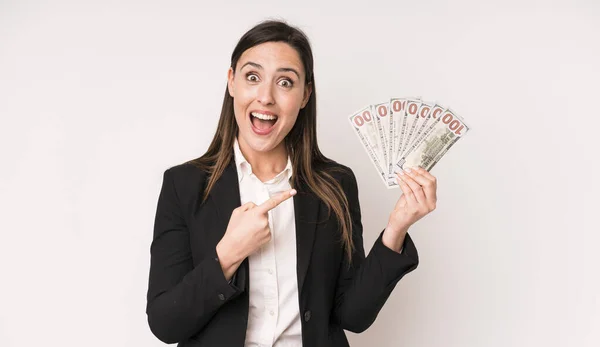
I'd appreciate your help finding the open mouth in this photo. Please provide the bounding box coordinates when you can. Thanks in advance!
[250,111,278,135]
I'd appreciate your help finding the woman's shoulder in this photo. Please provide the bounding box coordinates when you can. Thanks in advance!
[155,158,217,213]
[317,158,358,186]
[160,157,212,192]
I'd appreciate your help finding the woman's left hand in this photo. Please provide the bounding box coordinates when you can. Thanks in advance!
[384,166,438,248]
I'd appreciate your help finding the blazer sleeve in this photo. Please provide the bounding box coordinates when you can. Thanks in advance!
[331,168,419,333]
[146,168,243,344]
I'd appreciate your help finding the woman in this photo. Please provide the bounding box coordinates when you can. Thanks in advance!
[146,20,438,347]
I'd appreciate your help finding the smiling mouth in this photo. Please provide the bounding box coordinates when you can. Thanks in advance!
[250,112,278,133]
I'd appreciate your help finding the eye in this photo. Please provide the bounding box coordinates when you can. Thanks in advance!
[246,73,259,82]
[278,79,293,88]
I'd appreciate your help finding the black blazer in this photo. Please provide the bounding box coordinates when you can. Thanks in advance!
[146,159,419,347]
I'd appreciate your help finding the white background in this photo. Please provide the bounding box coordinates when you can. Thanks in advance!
[1,0,599,346]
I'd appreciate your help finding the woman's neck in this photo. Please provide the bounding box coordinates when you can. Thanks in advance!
[237,136,288,182]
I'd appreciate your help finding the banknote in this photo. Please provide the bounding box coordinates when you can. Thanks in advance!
[399,98,423,159]
[348,105,388,186]
[395,108,470,172]
[388,97,408,175]
[373,102,392,177]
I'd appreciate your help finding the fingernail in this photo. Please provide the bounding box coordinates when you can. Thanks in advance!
[398,170,405,176]
[290,189,297,196]
[404,168,411,173]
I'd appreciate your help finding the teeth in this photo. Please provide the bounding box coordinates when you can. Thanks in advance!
[251,112,277,121]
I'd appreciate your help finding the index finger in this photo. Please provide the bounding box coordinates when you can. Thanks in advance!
[256,189,297,214]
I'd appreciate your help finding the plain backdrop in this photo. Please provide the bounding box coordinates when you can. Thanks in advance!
[1,1,598,346]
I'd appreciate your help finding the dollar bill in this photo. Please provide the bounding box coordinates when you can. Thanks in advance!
[388,97,408,176]
[373,102,392,177]
[395,108,470,172]
[348,105,388,186]
[399,98,423,159]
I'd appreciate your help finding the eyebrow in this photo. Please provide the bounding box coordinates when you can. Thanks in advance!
[240,61,300,79]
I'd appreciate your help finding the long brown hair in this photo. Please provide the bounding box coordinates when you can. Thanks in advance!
[189,20,354,263]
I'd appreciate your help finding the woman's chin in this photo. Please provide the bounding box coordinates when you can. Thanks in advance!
[243,134,283,153]
[249,141,278,153]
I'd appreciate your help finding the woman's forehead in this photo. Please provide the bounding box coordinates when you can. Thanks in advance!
[238,42,304,74]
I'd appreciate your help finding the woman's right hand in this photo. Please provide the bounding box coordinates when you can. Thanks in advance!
[216,188,297,280]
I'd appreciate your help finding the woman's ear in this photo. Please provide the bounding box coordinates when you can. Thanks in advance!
[227,67,235,97]
[301,82,312,109]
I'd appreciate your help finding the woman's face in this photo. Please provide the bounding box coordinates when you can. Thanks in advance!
[228,41,312,155]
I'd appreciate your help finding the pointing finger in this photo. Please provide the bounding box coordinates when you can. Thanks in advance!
[239,202,256,212]
[256,189,297,214]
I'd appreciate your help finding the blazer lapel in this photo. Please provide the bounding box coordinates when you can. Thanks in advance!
[209,161,249,291]
[294,181,320,294]
[210,161,242,221]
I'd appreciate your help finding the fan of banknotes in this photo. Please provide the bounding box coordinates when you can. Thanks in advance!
[348,97,470,189]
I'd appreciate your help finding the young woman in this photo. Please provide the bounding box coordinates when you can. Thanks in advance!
[146,20,438,347]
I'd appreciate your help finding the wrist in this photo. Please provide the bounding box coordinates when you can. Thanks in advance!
[216,239,243,269]
[382,224,408,253]
[385,219,409,236]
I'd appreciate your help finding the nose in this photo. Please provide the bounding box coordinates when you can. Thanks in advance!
[256,82,275,105]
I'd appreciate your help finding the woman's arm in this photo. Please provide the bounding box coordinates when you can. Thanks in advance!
[331,168,419,333]
[146,168,243,344]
